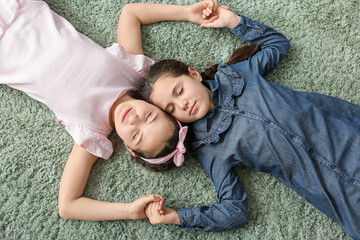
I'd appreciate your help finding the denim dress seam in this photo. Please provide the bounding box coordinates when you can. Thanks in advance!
[238,110,360,191]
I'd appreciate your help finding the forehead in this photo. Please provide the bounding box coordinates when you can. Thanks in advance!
[151,75,181,102]
[137,112,174,156]
[132,99,153,108]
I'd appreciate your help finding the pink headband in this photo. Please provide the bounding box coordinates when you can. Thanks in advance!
[140,120,188,167]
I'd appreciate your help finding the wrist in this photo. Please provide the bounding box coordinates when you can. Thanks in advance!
[168,210,180,225]
[227,14,241,29]
[125,203,135,219]
[183,5,191,22]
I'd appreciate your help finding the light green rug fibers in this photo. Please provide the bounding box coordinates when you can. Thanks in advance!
[1,0,359,239]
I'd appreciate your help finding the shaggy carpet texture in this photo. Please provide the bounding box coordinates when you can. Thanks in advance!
[1,0,359,239]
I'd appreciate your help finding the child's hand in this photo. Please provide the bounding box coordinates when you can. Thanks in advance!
[186,0,229,25]
[128,194,164,220]
[200,5,241,29]
[145,202,180,225]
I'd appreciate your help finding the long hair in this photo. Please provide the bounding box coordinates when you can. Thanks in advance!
[136,44,260,102]
[201,44,260,80]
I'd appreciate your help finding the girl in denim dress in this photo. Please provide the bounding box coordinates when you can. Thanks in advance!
[140,6,360,239]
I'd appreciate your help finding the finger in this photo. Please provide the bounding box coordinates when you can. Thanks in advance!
[158,199,164,215]
[144,194,161,204]
[158,198,164,209]
[155,194,163,202]
[205,7,213,15]
[153,202,161,216]
[212,1,218,11]
[200,22,215,28]
[208,0,214,10]
[208,16,218,22]
[202,8,212,18]
[200,16,218,27]
[221,5,230,10]
[157,202,164,215]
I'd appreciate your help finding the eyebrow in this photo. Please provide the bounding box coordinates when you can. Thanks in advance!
[135,112,157,147]
[165,82,181,111]
[164,83,179,111]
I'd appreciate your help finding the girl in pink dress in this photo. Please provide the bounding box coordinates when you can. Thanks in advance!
[0,0,220,221]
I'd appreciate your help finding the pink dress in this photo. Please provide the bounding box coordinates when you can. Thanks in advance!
[0,0,155,159]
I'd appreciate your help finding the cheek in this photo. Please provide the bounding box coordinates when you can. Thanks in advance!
[115,127,128,143]
[175,113,191,123]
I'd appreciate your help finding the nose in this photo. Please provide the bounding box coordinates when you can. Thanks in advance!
[177,99,188,111]
[128,111,139,125]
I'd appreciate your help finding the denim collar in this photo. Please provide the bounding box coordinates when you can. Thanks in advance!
[192,63,245,149]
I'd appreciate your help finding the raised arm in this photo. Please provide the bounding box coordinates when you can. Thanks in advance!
[117,1,221,55]
[58,143,162,220]
[201,7,290,76]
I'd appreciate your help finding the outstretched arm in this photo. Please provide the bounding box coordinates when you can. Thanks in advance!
[117,1,221,55]
[145,149,248,232]
[58,143,162,220]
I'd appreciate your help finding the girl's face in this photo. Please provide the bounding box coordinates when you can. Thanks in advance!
[114,100,174,156]
[150,67,214,123]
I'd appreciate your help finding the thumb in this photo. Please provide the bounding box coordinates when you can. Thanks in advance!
[142,194,161,204]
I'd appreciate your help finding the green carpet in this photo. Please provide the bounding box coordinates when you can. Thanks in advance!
[1,0,359,239]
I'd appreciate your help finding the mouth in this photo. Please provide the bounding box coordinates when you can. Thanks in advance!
[189,102,197,115]
[122,108,132,122]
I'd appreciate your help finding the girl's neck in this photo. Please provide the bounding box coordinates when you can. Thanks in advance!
[109,92,134,128]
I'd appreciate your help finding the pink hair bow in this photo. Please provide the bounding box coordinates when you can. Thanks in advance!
[140,120,188,167]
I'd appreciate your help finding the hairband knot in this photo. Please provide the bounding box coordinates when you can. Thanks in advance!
[140,120,188,167]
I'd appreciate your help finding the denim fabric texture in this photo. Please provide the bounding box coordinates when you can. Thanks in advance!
[177,15,360,239]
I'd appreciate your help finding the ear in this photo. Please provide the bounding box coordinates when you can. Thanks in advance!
[125,144,138,157]
[188,67,203,82]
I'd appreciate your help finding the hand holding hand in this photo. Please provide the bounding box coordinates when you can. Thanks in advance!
[200,5,241,29]
[128,194,164,220]
[186,0,229,25]
[145,201,180,225]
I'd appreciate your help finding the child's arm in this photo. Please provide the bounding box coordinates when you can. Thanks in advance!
[201,7,290,77]
[117,1,221,55]
[58,143,163,220]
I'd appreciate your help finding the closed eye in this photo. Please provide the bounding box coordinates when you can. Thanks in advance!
[132,130,139,140]
[166,104,174,114]
[177,86,183,95]
[145,112,151,121]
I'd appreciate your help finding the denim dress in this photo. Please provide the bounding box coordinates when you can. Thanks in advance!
[177,15,360,239]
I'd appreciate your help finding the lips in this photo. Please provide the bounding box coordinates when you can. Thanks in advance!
[122,108,132,122]
[189,102,197,115]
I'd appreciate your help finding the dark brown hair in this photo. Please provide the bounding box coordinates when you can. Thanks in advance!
[201,44,260,80]
[131,113,180,172]
[136,44,260,102]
